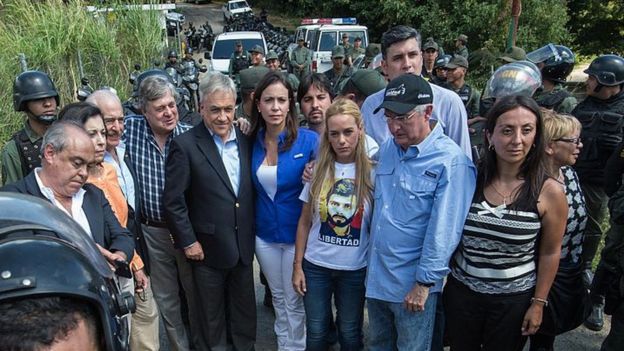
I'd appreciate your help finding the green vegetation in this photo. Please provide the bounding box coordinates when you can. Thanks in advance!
[0,0,165,144]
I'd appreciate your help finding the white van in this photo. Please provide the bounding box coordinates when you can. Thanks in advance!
[308,24,368,73]
[208,31,267,74]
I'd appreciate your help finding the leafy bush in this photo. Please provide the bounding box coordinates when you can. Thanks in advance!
[0,0,164,144]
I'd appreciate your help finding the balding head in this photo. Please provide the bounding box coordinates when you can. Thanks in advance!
[86,90,125,151]
[40,121,95,198]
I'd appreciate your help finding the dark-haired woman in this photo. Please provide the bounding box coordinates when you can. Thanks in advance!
[251,71,318,350]
[444,95,568,351]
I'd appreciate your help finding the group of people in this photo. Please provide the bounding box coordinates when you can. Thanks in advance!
[1,22,624,351]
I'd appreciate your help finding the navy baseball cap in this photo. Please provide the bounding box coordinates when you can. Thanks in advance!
[374,74,433,114]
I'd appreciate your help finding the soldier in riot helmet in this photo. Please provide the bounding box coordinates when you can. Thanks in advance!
[164,50,183,74]
[528,43,578,113]
[430,54,451,86]
[228,40,250,80]
[1,71,59,186]
[579,54,624,332]
[0,192,135,351]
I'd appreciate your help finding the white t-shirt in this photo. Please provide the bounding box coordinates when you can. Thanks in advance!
[299,162,371,270]
[257,164,278,201]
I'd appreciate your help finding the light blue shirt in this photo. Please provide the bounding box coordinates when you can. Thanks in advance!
[365,124,476,302]
[209,127,240,195]
[361,81,472,160]
[103,142,136,210]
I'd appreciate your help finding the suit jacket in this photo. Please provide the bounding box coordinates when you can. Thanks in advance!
[121,149,150,274]
[163,123,255,269]
[1,172,135,260]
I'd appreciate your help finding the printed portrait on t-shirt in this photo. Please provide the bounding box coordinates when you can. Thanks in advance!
[318,178,363,246]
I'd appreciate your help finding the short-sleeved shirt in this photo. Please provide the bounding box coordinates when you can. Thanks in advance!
[299,162,372,270]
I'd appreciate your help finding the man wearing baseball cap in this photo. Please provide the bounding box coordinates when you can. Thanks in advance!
[323,45,353,95]
[360,25,471,159]
[422,37,440,81]
[249,44,265,67]
[366,73,476,350]
[444,55,482,155]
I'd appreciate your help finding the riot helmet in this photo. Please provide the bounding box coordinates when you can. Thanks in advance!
[13,71,60,124]
[434,54,452,71]
[482,60,542,100]
[527,44,575,83]
[0,192,134,351]
[168,50,178,59]
[584,54,624,86]
[185,47,194,56]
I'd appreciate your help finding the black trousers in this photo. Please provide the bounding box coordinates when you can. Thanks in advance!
[193,261,256,351]
[444,276,532,351]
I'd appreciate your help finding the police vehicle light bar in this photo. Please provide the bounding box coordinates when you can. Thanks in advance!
[301,18,357,25]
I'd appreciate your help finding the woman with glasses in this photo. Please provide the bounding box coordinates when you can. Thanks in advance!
[529,110,589,351]
[444,95,568,351]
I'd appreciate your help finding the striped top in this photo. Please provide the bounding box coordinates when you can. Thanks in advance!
[450,198,541,294]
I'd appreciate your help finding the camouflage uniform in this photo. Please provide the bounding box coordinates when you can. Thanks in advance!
[533,84,578,114]
[290,45,311,81]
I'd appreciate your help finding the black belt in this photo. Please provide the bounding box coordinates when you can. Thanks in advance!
[141,219,168,228]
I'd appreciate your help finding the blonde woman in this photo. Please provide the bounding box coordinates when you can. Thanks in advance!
[529,110,588,350]
[293,99,373,351]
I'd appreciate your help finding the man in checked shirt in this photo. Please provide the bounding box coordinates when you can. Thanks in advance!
[123,75,205,351]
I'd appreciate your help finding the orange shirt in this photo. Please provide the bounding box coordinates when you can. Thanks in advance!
[88,163,144,272]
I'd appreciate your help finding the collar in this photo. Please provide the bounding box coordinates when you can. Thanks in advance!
[34,168,86,206]
[207,124,237,144]
[23,119,43,142]
[258,128,287,147]
[395,123,442,159]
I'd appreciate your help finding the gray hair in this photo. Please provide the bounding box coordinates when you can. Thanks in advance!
[199,72,236,102]
[381,25,422,59]
[40,121,88,157]
[85,89,121,108]
[138,76,178,111]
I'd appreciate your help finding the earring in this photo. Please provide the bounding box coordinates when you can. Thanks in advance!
[488,144,494,151]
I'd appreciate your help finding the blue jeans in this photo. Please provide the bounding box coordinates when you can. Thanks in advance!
[302,259,366,351]
[367,293,438,351]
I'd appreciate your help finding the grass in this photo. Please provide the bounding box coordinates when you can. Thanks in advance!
[0,0,165,148]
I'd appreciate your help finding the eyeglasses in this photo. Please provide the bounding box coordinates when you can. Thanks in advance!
[554,137,582,145]
[103,116,124,126]
[384,109,419,123]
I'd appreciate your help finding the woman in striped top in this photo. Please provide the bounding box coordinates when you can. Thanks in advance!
[444,95,568,351]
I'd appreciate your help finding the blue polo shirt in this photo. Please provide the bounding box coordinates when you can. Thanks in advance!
[252,128,318,244]
[365,124,476,302]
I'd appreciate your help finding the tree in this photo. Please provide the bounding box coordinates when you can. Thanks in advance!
[568,0,624,56]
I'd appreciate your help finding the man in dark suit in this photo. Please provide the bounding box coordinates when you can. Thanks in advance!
[164,71,256,351]
[1,121,134,264]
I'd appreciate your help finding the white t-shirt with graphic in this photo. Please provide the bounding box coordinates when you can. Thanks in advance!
[299,162,371,270]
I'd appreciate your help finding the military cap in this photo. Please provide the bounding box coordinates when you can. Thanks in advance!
[364,44,382,64]
[297,37,305,42]
[249,45,265,55]
[354,37,362,42]
[332,46,345,59]
[342,33,349,39]
[235,40,243,46]
[266,50,279,61]
[342,69,387,97]
[423,37,439,51]
[445,55,469,69]
[456,34,468,44]
[239,66,270,92]
[499,46,527,63]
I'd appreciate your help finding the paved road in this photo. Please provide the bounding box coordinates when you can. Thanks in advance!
[155,3,610,351]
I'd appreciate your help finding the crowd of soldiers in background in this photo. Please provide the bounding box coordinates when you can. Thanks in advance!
[1,18,624,351]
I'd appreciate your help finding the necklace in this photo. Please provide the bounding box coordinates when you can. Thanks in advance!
[490,181,521,206]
